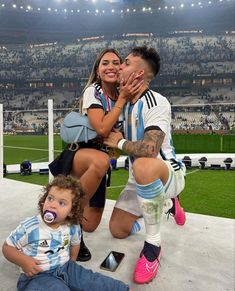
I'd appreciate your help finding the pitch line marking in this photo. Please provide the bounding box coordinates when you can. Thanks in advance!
[108,185,126,189]
[4,145,61,152]
[186,169,200,175]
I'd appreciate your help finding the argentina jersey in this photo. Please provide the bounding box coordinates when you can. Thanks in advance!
[82,83,124,130]
[124,89,180,167]
[6,215,81,272]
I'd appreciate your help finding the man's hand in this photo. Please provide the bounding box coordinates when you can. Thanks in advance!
[104,129,124,148]
[21,256,43,277]
[105,129,165,158]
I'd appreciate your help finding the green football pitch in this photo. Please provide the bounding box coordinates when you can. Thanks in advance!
[3,135,235,219]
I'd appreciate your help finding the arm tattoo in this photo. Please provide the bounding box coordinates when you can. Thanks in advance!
[123,129,165,158]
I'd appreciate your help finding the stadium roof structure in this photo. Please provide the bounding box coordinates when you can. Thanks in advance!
[0,0,234,44]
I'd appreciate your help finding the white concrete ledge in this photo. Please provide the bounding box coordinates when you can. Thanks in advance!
[0,178,234,291]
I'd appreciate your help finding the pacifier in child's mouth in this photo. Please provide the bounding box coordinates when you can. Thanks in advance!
[43,210,57,223]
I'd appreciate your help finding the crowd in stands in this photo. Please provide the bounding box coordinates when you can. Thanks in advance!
[0,89,78,111]
[3,100,234,133]
[172,107,234,131]
[0,33,234,132]
[0,34,234,81]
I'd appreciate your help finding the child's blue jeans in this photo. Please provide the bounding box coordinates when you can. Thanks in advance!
[17,260,129,291]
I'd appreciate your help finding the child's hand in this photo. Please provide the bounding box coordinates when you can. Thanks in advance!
[21,256,43,277]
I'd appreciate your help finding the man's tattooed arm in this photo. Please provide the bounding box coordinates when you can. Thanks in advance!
[122,129,165,158]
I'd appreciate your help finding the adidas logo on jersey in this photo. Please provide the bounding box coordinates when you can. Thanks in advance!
[39,240,49,247]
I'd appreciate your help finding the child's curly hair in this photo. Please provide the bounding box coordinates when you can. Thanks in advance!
[38,175,85,225]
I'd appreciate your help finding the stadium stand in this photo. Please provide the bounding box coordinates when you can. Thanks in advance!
[0,0,234,133]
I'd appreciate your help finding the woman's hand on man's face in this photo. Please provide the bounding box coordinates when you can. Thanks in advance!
[119,71,144,101]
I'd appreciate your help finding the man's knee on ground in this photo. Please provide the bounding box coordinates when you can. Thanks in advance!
[109,219,129,239]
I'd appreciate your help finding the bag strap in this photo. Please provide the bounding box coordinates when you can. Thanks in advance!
[74,126,84,143]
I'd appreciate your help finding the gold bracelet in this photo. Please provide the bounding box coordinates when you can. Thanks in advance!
[114,106,122,110]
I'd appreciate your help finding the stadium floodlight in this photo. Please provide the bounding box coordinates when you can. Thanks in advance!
[126,8,130,12]
[165,6,168,9]
[180,4,184,8]
[191,3,195,7]
[158,7,161,10]
[182,156,192,169]
[1,4,5,7]
[12,4,17,9]
[223,157,233,170]
[198,157,207,169]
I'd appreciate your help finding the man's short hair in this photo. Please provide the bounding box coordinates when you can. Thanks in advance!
[131,46,160,77]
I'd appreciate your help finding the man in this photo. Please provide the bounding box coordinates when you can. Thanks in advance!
[104,46,186,284]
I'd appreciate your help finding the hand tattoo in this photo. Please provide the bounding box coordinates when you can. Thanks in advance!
[123,129,165,158]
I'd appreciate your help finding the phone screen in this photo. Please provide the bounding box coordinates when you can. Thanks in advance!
[100,251,125,272]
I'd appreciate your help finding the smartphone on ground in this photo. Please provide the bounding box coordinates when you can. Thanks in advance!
[100,251,125,272]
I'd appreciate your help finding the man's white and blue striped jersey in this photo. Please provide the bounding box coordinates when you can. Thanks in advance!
[124,89,180,171]
[6,215,81,272]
